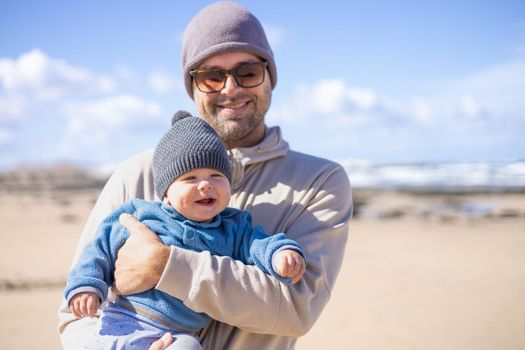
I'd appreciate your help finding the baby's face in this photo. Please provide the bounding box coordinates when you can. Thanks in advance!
[163,168,231,222]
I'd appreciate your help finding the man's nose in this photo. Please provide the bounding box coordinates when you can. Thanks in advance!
[221,74,241,96]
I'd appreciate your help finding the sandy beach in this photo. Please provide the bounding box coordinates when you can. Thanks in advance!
[1,168,524,349]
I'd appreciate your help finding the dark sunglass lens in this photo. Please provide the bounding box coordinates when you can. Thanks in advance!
[197,70,225,92]
[234,63,264,87]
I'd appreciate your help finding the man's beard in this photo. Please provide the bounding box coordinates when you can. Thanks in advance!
[197,85,271,147]
[212,111,263,145]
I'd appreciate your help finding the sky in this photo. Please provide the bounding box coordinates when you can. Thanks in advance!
[1,0,524,170]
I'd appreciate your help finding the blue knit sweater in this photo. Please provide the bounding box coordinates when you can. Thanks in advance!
[64,199,303,333]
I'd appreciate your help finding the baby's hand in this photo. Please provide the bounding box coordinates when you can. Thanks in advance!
[69,292,100,319]
[272,249,305,284]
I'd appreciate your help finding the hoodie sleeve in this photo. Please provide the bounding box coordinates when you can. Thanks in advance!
[63,200,137,305]
[156,162,352,337]
[234,211,304,284]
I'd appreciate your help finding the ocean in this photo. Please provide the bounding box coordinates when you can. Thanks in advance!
[341,161,525,192]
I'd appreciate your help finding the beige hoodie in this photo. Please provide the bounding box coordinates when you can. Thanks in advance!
[59,126,353,349]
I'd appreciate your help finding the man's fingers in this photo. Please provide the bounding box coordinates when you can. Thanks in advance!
[119,213,144,235]
[119,214,161,242]
[114,214,168,295]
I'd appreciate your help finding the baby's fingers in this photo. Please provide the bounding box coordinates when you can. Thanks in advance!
[69,296,85,318]
[291,258,306,284]
[70,302,82,318]
[284,256,297,276]
[277,259,289,277]
[78,295,90,317]
[87,296,100,318]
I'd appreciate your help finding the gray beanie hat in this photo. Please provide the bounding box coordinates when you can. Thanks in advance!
[182,1,277,99]
[153,110,232,199]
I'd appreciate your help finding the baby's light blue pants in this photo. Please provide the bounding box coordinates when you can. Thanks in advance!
[81,302,201,350]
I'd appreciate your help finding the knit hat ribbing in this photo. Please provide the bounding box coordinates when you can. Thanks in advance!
[153,111,232,199]
[182,1,277,99]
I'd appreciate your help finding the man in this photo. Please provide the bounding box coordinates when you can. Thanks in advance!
[58,2,352,349]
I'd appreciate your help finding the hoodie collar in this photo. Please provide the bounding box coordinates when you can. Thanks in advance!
[228,126,288,191]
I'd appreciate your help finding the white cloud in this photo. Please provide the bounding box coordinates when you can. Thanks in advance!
[273,56,525,130]
[347,87,377,109]
[312,79,346,114]
[460,95,481,118]
[58,94,164,160]
[0,95,27,121]
[0,49,192,167]
[411,98,432,122]
[0,128,15,144]
[400,59,525,125]
[148,71,179,94]
[0,49,115,100]
[272,79,399,126]
[444,59,525,117]
[458,59,525,93]
[113,64,138,83]
[268,57,525,162]
[62,94,162,128]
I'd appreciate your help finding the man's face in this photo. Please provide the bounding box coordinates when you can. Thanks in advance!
[193,51,272,149]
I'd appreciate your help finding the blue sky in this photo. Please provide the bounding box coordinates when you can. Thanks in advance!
[1,0,524,169]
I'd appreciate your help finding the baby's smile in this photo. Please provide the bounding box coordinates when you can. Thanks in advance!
[196,198,217,205]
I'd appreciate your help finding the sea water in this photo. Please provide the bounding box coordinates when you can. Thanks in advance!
[342,160,525,192]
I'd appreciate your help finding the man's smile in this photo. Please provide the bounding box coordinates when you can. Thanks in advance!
[217,99,251,113]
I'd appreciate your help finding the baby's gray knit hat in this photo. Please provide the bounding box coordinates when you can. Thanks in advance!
[153,111,232,199]
[182,1,277,99]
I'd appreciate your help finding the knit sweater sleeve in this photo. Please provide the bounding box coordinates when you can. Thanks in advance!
[63,200,137,305]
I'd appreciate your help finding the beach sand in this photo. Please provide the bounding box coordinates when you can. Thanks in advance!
[1,182,524,349]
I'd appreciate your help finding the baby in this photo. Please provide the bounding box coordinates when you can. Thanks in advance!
[64,111,305,350]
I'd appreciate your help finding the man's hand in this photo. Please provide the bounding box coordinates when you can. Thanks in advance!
[272,249,306,284]
[69,292,100,319]
[114,213,171,295]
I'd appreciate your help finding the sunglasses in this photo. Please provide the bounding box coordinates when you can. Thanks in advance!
[189,61,268,93]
